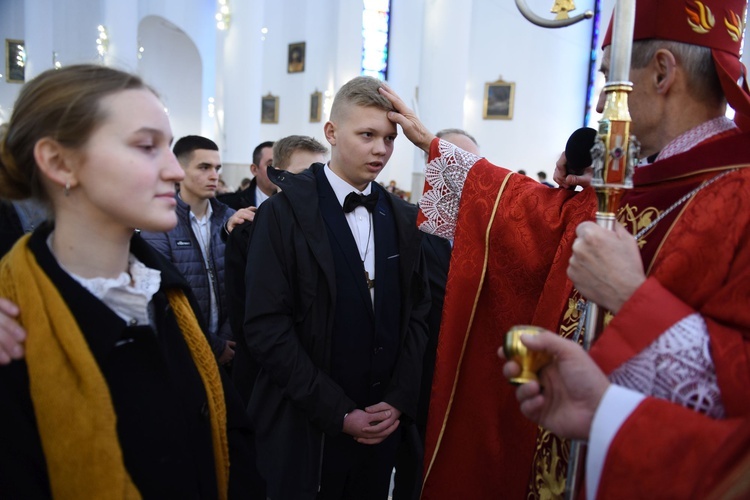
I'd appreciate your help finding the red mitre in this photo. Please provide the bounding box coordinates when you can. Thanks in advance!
[603,0,750,131]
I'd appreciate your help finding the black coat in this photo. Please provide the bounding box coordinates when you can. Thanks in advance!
[0,224,254,499]
[216,178,256,210]
[243,164,430,498]
[0,200,24,257]
[0,200,47,258]
[225,217,258,404]
[417,233,452,428]
[217,177,275,211]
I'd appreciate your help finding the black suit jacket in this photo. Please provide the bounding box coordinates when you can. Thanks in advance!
[315,168,402,409]
[217,178,259,210]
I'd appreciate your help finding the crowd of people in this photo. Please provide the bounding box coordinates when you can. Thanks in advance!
[0,0,749,498]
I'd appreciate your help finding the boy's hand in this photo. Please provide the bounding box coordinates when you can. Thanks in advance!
[379,83,435,153]
[343,403,402,445]
[0,298,26,365]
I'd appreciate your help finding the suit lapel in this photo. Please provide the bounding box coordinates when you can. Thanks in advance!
[372,187,390,322]
[315,169,375,316]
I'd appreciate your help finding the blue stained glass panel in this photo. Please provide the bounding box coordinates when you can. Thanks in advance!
[361,0,391,81]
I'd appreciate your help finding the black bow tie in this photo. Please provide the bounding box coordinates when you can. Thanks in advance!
[343,191,378,213]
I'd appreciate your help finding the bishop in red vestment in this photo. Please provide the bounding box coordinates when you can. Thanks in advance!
[381,0,750,497]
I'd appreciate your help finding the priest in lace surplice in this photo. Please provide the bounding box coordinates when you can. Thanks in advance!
[380,0,750,497]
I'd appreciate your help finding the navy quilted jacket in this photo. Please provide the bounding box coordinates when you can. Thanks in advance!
[141,196,235,356]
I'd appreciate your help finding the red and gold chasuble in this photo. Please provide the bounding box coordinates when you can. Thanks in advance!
[419,129,750,500]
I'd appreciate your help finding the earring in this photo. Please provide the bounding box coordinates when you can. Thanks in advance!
[64,180,70,197]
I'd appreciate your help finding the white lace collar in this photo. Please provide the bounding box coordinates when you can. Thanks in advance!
[656,116,737,162]
[48,235,162,326]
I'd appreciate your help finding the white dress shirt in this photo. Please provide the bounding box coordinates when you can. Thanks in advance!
[324,164,376,304]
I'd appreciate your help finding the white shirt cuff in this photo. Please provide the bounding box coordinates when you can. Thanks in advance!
[586,385,645,499]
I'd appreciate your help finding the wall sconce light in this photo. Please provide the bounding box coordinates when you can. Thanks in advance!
[216,0,231,31]
[96,25,109,61]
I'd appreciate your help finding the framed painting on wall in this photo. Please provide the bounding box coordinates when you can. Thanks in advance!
[288,42,305,73]
[310,91,322,122]
[483,78,515,120]
[261,93,279,123]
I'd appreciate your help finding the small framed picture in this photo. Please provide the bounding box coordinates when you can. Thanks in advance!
[309,91,322,123]
[261,93,279,124]
[483,79,515,120]
[5,39,25,83]
[288,42,305,73]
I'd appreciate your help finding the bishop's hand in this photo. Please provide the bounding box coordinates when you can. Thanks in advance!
[498,330,609,441]
[553,151,594,189]
[379,83,435,153]
[567,221,646,313]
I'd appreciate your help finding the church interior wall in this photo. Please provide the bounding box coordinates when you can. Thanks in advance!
[464,0,599,174]
[137,15,203,143]
[2,0,747,194]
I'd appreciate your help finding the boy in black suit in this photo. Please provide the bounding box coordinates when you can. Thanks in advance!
[242,76,429,500]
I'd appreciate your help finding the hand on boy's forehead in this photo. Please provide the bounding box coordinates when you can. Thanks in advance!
[350,112,397,138]
[337,104,396,131]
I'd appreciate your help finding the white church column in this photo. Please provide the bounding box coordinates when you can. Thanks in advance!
[101,0,139,70]
[333,0,365,92]
[220,0,264,168]
[24,0,54,80]
[411,0,474,201]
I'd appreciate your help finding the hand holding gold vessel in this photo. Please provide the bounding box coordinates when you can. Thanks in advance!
[498,329,609,442]
[502,325,553,385]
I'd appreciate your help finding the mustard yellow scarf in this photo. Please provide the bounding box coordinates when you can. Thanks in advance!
[0,234,229,499]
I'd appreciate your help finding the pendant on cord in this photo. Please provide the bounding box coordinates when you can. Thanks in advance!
[365,270,375,290]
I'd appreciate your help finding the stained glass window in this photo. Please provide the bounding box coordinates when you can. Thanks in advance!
[584,0,603,127]
[361,0,391,80]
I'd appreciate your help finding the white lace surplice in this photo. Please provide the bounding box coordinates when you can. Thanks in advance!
[609,313,725,418]
[418,139,481,240]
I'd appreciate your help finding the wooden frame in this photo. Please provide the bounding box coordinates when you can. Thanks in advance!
[483,79,515,120]
[261,93,279,124]
[309,90,322,122]
[5,39,25,83]
[287,42,306,73]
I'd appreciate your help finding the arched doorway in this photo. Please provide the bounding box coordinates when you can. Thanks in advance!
[138,15,202,140]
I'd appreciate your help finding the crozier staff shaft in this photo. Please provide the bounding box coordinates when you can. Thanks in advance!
[568,2,638,498]
[511,1,638,499]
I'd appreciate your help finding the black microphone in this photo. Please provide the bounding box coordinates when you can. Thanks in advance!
[564,127,597,176]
